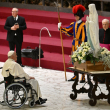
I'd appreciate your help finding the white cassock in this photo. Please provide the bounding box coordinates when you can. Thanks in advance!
[1,58,42,101]
[86,4,100,57]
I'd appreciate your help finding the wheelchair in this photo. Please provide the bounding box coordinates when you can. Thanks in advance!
[0,73,38,109]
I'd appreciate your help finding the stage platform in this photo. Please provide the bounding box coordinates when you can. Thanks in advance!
[0,7,109,71]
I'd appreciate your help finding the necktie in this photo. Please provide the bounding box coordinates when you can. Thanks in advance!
[14,17,16,21]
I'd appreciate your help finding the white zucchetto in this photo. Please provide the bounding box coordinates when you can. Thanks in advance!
[7,51,14,57]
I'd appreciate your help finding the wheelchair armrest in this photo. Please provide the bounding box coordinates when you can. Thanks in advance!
[0,67,2,69]
[14,77,25,80]
[14,77,26,82]
[0,81,6,84]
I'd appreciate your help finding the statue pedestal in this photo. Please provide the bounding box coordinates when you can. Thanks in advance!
[74,61,110,72]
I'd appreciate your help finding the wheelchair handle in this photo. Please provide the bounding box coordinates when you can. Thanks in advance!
[0,67,2,69]
[0,81,6,84]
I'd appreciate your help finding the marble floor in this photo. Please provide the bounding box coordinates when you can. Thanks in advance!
[0,62,110,110]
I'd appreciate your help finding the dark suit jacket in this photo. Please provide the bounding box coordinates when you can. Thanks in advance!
[4,15,27,43]
[99,28,110,44]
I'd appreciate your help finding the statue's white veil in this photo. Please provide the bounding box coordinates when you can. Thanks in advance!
[86,4,100,57]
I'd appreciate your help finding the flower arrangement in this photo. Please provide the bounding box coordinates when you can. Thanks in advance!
[70,42,99,64]
[97,47,110,70]
[70,42,110,70]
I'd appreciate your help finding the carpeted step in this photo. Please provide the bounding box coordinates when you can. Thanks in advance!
[0,19,71,39]
[0,7,106,28]
[0,45,73,71]
[0,7,107,71]
[0,7,75,25]
[0,32,72,55]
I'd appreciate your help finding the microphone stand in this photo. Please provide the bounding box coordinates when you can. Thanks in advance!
[37,27,51,69]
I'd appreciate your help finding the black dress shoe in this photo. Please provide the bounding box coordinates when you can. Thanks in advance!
[35,100,46,105]
[39,97,47,102]
[20,64,25,67]
[68,78,75,81]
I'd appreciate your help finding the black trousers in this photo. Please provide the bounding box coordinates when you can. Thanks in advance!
[9,38,22,64]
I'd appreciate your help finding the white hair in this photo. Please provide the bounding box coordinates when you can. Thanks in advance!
[102,19,109,24]
[12,7,19,12]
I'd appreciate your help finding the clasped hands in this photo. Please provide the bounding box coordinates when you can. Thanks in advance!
[11,24,19,30]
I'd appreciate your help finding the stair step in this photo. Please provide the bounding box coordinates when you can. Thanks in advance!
[0,19,71,39]
[0,45,73,71]
[0,32,72,55]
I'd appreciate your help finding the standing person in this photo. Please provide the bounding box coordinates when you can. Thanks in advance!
[58,4,87,83]
[4,7,27,67]
[99,19,110,51]
[98,19,110,83]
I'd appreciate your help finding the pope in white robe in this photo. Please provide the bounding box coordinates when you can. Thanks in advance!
[1,51,47,104]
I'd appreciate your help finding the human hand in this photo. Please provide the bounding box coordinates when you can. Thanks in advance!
[30,76,35,79]
[14,24,19,29]
[11,26,17,30]
[58,22,62,30]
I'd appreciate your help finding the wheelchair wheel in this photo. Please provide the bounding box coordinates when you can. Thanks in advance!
[0,81,6,106]
[3,83,27,109]
[28,99,35,108]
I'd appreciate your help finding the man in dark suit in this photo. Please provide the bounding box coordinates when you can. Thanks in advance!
[98,19,110,83]
[4,7,27,67]
[99,19,110,51]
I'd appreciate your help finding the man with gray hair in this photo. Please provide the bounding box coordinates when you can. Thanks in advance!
[1,51,47,105]
[99,19,110,51]
[98,19,110,83]
[4,7,27,67]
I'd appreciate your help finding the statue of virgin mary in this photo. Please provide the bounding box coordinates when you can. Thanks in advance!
[86,4,100,57]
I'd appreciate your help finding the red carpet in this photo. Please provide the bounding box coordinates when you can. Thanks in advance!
[0,7,108,71]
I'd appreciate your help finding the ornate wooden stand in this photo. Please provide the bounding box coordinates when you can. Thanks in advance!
[68,67,110,106]
[89,73,110,106]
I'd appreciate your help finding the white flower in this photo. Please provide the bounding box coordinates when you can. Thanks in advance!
[81,42,84,47]
[80,57,83,60]
[78,49,82,53]
[83,49,88,52]
[78,56,81,60]
[74,58,77,61]
[82,52,86,57]
[85,42,88,45]
[81,60,86,63]
[107,51,110,54]
[103,50,108,54]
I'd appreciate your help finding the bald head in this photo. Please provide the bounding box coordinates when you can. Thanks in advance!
[12,7,18,17]
[102,19,109,31]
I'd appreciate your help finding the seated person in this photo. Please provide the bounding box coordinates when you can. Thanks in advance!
[1,50,47,104]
